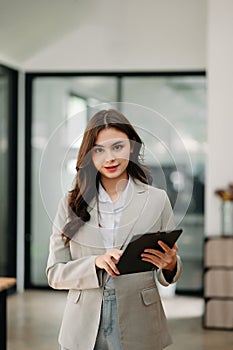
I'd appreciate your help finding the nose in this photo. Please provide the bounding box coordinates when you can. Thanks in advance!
[105,149,115,162]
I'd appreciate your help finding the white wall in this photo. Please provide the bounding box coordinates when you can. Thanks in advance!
[23,0,207,71]
[205,0,233,235]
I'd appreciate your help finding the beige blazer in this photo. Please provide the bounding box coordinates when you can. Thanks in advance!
[46,180,182,350]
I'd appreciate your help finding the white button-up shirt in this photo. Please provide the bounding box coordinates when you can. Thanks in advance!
[98,178,130,288]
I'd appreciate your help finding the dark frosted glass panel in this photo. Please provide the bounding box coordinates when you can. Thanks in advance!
[122,76,206,293]
[30,76,118,286]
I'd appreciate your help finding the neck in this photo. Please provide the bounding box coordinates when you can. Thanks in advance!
[100,175,129,202]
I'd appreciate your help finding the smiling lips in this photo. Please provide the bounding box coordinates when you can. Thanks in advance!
[104,165,119,172]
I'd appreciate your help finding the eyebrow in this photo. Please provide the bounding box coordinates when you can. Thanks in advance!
[93,140,125,147]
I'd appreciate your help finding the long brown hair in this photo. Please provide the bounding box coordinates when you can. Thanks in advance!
[62,109,152,242]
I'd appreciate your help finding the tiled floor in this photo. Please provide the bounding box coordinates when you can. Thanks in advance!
[7,290,233,350]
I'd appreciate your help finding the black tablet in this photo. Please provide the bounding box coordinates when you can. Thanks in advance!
[117,229,183,275]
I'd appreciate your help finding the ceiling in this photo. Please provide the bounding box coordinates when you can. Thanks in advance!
[0,0,92,65]
[0,0,207,69]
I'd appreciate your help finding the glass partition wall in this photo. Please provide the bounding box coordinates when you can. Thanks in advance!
[122,76,206,293]
[26,73,206,294]
[0,65,17,279]
[26,76,118,287]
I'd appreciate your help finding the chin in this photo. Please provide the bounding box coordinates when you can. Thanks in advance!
[101,169,125,179]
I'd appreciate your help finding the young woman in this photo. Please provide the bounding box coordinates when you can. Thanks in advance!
[46,109,182,350]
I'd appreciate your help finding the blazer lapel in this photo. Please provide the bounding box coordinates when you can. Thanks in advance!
[115,180,149,248]
[71,180,150,250]
[71,199,105,249]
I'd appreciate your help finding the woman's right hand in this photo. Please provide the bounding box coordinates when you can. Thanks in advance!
[95,249,123,277]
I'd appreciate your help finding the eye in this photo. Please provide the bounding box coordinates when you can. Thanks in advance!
[113,144,123,151]
[94,147,104,153]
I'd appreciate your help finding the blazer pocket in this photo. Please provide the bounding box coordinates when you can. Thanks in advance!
[67,289,82,304]
[141,287,160,306]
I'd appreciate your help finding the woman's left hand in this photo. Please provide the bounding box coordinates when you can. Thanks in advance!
[141,241,178,272]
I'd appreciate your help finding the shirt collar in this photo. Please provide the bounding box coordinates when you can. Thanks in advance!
[98,177,131,206]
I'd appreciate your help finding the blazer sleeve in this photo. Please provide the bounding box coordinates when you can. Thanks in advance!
[46,196,104,290]
[156,191,183,286]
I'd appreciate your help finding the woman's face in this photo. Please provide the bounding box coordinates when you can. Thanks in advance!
[92,127,132,182]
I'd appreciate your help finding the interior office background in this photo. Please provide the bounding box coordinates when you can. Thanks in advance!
[0,0,233,296]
